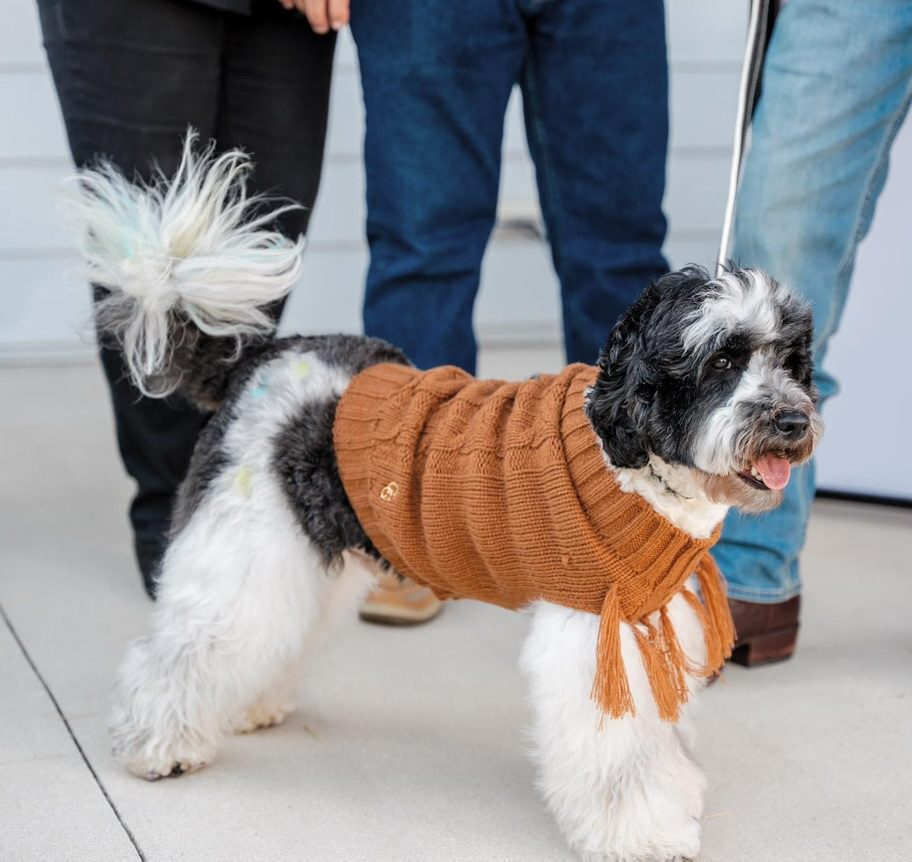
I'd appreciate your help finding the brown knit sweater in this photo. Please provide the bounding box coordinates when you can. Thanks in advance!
[333,362,734,720]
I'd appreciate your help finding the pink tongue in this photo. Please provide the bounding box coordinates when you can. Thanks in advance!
[754,455,792,490]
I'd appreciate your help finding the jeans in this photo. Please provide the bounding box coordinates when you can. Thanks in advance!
[716,0,912,602]
[37,0,335,592]
[350,0,668,372]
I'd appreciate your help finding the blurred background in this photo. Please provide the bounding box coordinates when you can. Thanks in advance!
[1,0,909,500]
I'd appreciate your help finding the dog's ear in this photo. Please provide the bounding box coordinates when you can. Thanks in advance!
[586,289,657,469]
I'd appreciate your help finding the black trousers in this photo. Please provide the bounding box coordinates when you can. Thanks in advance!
[37,0,335,594]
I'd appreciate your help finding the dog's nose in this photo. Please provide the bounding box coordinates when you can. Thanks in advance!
[774,410,810,438]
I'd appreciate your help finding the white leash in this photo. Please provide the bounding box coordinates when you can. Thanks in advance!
[717,0,773,273]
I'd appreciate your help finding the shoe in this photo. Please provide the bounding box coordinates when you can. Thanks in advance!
[728,595,800,667]
[359,572,443,625]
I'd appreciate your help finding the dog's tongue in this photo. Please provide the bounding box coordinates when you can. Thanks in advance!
[754,455,791,490]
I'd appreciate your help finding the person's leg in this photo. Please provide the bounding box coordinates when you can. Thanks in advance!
[349,0,525,623]
[717,0,912,610]
[219,0,336,240]
[38,0,336,596]
[520,0,668,365]
[350,0,526,373]
[37,0,226,595]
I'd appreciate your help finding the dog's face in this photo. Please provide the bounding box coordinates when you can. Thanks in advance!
[587,266,822,512]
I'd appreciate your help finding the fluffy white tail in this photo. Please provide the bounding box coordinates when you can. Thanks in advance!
[66,132,304,396]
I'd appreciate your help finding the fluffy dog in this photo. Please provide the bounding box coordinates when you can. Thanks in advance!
[71,141,821,862]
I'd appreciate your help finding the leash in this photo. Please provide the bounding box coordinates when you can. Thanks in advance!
[717,0,780,273]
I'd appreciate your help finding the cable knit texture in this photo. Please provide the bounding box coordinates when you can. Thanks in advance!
[333,362,734,720]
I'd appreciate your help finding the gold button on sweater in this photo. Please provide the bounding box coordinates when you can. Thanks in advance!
[333,362,734,720]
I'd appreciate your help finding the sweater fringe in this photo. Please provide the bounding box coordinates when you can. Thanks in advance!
[591,559,735,723]
[689,556,736,675]
[591,586,635,720]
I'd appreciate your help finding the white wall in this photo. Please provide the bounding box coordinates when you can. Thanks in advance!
[813,118,912,499]
[0,0,746,361]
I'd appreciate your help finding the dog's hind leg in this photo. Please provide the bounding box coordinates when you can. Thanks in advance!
[231,551,376,735]
[110,481,337,780]
[520,596,707,862]
[231,663,301,735]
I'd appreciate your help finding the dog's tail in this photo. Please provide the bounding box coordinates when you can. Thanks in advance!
[66,131,304,410]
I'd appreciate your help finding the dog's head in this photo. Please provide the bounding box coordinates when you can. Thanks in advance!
[586,265,822,513]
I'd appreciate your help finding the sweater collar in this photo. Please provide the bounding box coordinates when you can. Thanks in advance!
[559,365,721,617]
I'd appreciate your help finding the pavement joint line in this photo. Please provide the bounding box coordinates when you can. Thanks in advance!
[0,600,146,861]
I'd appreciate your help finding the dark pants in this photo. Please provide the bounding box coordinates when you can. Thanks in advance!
[351,0,668,372]
[37,0,335,594]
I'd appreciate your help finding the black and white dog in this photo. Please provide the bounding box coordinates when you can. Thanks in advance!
[72,141,821,862]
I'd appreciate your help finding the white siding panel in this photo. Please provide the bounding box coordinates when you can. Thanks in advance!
[280,245,366,336]
[335,29,358,70]
[0,165,73,253]
[499,154,540,216]
[664,237,721,271]
[324,68,362,159]
[477,240,560,339]
[670,70,740,151]
[502,89,528,158]
[306,159,365,246]
[0,3,45,67]
[0,257,91,357]
[0,71,69,161]
[667,0,749,65]
[666,153,731,235]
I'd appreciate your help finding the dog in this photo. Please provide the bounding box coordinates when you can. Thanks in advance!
[70,140,821,862]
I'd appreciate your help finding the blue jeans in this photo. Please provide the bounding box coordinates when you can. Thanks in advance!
[717,0,912,602]
[350,0,668,372]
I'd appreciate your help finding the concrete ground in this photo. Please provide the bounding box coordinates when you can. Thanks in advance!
[1,358,910,862]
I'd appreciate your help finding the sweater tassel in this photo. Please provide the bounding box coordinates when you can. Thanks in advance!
[633,612,688,723]
[591,585,635,720]
[682,557,736,677]
[659,604,689,703]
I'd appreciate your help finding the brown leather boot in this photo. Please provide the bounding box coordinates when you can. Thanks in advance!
[728,595,800,666]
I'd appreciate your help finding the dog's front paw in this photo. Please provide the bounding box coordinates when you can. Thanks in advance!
[574,814,701,862]
[549,781,702,862]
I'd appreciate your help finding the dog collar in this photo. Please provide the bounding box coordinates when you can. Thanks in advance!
[648,463,695,501]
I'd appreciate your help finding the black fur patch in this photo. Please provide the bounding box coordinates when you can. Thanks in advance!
[171,333,406,543]
[169,337,276,537]
[272,398,378,566]
[271,335,407,568]
[587,267,707,468]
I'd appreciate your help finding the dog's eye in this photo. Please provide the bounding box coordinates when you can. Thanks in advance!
[710,355,732,371]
